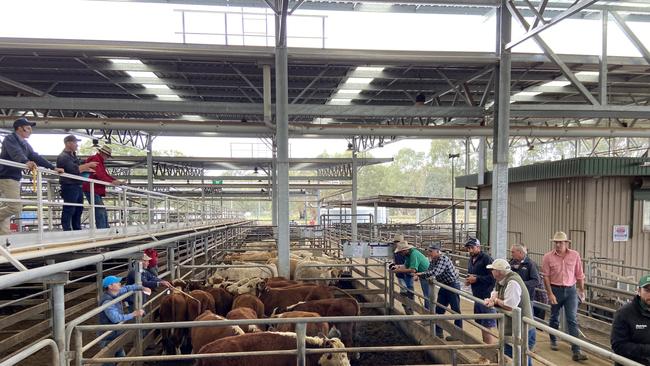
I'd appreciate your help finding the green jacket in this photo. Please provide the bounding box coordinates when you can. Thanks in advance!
[405,248,430,272]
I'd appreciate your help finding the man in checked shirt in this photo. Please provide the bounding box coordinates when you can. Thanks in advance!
[414,242,462,341]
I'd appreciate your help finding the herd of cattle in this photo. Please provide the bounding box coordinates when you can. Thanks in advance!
[157,246,358,366]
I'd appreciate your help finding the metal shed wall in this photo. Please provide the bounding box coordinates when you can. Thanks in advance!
[478,176,650,275]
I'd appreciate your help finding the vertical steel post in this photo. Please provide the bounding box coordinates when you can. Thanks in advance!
[168,246,176,281]
[275,0,290,279]
[96,262,103,304]
[428,280,436,336]
[46,181,53,230]
[89,183,96,237]
[351,149,358,242]
[74,328,83,366]
[295,322,307,366]
[491,0,511,259]
[45,272,68,366]
[36,170,44,243]
[133,260,143,362]
[511,307,521,366]
[599,10,608,105]
[122,190,128,235]
[464,137,470,237]
[388,270,395,311]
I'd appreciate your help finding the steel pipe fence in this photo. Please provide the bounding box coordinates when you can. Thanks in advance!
[0,339,59,366]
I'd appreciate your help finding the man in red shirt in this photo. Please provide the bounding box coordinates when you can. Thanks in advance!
[143,248,159,276]
[542,231,588,361]
[82,146,123,229]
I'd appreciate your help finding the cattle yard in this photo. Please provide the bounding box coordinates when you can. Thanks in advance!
[0,222,637,366]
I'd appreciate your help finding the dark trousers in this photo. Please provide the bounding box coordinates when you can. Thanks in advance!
[61,184,83,231]
[549,285,581,353]
[435,283,462,337]
[84,192,109,228]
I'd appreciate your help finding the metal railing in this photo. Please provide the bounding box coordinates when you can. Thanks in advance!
[0,158,241,243]
[0,339,59,366]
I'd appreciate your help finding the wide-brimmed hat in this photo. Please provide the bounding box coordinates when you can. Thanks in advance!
[487,258,511,271]
[551,231,571,242]
[394,241,414,253]
[97,145,112,157]
[391,233,404,243]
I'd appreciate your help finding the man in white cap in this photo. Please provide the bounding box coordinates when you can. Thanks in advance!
[541,231,587,361]
[82,145,124,229]
[485,258,535,366]
[125,252,171,311]
[391,240,430,312]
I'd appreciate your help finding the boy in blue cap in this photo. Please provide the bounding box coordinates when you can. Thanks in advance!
[98,275,150,366]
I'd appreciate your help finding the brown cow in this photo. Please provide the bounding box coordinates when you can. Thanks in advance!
[282,298,360,358]
[204,287,234,316]
[196,332,350,366]
[159,290,189,355]
[191,310,245,354]
[256,282,334,317]
[226,307,263,333]
[271,311,330,336]
[231,294,265,318]
[187,290,216,321]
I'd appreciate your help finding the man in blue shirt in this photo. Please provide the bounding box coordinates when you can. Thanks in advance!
[99,275,150,366]
[465,237,497,345]
[125,253,171,311]
[0,118,63,235]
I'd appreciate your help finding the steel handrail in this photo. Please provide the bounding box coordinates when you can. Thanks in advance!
[0,338,59,366]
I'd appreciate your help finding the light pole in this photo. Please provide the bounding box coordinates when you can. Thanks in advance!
[449,153,460,247]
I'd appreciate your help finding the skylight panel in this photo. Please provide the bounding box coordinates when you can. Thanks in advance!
[543,80,571,87]
[345,77,373,85]
[142,84,171,90]
[514,91,542,97]
[157,95,182,101]
[110,59,144,65]
[127,71,158,78]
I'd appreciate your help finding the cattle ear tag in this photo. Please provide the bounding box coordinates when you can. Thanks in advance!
[165,289,171,295]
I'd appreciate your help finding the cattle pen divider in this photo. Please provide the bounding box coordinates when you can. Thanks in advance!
[74,313,505,366]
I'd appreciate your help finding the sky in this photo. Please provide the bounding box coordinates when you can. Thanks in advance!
[3,0,650,160]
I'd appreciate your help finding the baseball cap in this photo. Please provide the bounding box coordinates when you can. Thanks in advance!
[64,134,81,143]
[464,238,480,247]
[639,274,650,288]
[13,118,36,129]
[427,242,442,251]
[142,253,152,261]
[102,275,122,288]
[486,258,511,271]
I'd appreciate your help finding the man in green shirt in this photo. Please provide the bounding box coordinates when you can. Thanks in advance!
[391,241,431,310]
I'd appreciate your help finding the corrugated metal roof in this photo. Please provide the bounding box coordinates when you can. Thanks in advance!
[456,157,650,187]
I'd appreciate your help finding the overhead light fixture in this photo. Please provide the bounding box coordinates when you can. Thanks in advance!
[126,71,157,78]
[514,91,542,97]
[157,95,182,101]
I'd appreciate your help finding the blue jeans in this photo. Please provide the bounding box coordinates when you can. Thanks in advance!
[420,279,430,310]
[397,275,414,294]
[435,283,462,337]
[60,184,83,231]
[505,328,536,366]
[85,192,109,228]
[549,285,581,353]
[99,339,126,366]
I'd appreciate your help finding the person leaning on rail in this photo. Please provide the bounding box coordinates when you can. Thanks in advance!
[82,145,124,229]
[464,237,497,346]
[388,233,415,314]
[125,252,172,312]
[541,231,588,361]
[484,258,536,366]
[56,135,97,231]
[98,275,151,366]
[390,240,431,311]
[414,241,462,341]
[0,118,63,235]
[610,273,650,366]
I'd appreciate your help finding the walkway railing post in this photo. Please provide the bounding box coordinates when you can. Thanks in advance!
[168,246,176,281]
[36,170,44,243]
[95,262,103,304]
[428,279,436,336]
[43,272,69,366]
[133,259,143,364]
[511,307,521,366]
[89,183,96,237]
[295,322,307,366]
[388,270,395,311]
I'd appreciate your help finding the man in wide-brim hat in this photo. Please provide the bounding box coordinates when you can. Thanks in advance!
[541,231,588,361]
[390,240,431,311]
[82,145,124,229]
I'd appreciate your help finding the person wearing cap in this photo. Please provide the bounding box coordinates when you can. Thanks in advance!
[541,231,588,361]
[509,244,546,320]
[414,242,462,341]
[389,234,415,313]
[99,275,151,366]
[125,252,172,312]
[82,145,124,229]
[391,240,431,311]
[464,237,497,344]
[0,118,64,235]
[610,274,650,366]
[484,258,535,366]
[143,248,159,276]
[56,135,98,231]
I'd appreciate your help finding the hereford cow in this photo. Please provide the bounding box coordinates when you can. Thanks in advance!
[191,310,245,354]
[282,298,360,358]
[207,262,278,283]
[159,290,189,355]
[231,294,265,318]
[256,282,335,317]
[204,287,234,316]
[271,311,330,336]
[226,307,263,333]
[187,290,216,321]
[196,332,350,366]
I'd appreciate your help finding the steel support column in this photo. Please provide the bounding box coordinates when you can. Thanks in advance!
[464,138,470,238]
[133,259,143,362]
[43,272,69,366]
[491,0,511,259]
[351,149,358,242]
[146,136,154,191]
[275,0,290,279]
[600,10,608,105]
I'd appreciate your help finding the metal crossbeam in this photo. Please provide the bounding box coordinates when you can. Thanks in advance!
[85,129,151,150]
[610,11,650,64]
[152,161,204,177]
[317,164,352,178]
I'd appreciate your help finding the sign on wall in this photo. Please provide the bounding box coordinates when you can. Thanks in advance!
[612,225,629,242]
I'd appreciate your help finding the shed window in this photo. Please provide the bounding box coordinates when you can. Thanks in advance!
[644,201,650,232]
